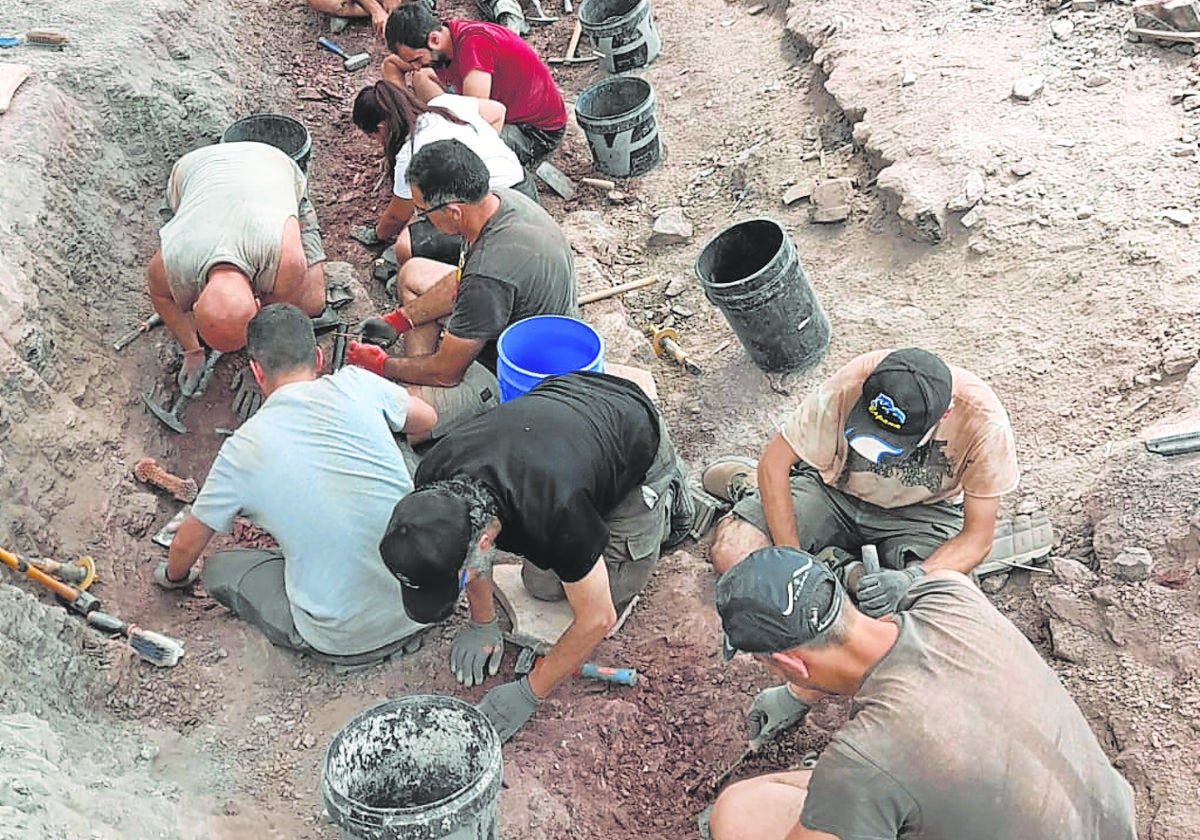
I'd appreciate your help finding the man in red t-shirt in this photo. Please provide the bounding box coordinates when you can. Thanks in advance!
[383,4,567,167]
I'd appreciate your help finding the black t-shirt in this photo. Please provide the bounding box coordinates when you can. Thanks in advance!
[414,372,661,582]
[445,188,579,371]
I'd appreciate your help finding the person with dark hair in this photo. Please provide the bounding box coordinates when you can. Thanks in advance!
[351,80,536,268]
[147,142,327,395]
[153,304,437,664]
[382,4,567,167]
[709,545,1136,840]
[347,138,576,438]
[377,372,693,742]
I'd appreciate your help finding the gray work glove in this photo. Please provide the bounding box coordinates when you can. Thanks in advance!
[354,317,401,350]
[350,224,383,246]
[177,348,207,397]
[230,368,264,422]
[451,618,504,687]
[747,684,811,748]
[477,676,541,743]
[857,566,926,617]
[153,560,201,590]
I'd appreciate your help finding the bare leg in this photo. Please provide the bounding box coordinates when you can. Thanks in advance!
[308,0,370,17]
[395,257,457,356]
[710,770,813,840]
[710,515,771,574]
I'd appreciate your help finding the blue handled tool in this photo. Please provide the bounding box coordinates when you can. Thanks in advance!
[577,663,638,686]
[316,37,368,71]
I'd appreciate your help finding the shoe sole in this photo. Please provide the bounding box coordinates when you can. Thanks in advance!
[975,512,1054,578]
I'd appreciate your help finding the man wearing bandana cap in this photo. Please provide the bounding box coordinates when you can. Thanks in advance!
[705,348,1033,621]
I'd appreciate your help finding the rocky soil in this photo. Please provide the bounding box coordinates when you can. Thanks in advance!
[0,0,1197,836]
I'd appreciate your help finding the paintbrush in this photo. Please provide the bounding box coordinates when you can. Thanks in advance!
[86,611,186,667]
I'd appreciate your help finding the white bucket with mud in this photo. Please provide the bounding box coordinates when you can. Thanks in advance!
[321,695,503,840]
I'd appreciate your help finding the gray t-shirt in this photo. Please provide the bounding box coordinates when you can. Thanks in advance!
[801,574,1136,840]
[445,187,578,370]
[191,367,424,655]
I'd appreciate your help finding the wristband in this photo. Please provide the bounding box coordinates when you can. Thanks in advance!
[382,308,414,334]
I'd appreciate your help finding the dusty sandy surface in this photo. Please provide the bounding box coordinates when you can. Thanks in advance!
[0,0,1197,835]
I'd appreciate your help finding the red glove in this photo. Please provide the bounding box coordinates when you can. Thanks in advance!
[382,308,414,334]
[347,341,389,377]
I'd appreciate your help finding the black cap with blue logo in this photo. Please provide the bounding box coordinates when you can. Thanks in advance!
[843,348,953,465]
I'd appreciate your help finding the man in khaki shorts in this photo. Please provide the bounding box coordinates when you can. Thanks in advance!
[147,142,327,395]
[347,139,576,438]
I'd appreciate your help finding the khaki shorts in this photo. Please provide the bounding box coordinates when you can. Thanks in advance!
[408,362,500,439]
[731,464,964,570]
[297,192,326,265]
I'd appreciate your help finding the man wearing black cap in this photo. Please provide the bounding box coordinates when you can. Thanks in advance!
[377,371,692,741]
[710,545,1136,840]
[705,348,1045,619]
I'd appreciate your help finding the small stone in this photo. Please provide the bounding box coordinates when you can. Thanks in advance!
[664,277,688,297]
[1075,204,1094,219]
[1010,160,1034,177]
[607,190,629,204]
[1071,0,1096,8]
[1111,547,1153,582]
[1163,208,1194,227]
[980,573,1009,594]
[670,305,695,318]
[968,239,992,256]
[168,46,191,61]
[1012,75,1045,101]
[1170,144,1195,157]
[961,206,984,228]
[809,178,854,223]
[1051,18,1075,39]
[1182,133,1197,143]
[746,3,766,13]
[1051,557,1097,586]
[1183,96,1200,112]
[648,208,693,246]
[1162,346,1198,375]
[901,69,917,86]
[947,171,986,212]
[782,182,814,205]
[1084,72,1112,88]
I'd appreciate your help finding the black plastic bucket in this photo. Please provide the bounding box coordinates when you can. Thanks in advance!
[221,113,312,172]
[321,695,503,840]
[574,76,661,178]
[578,0,661,74]
[694,218,830,373]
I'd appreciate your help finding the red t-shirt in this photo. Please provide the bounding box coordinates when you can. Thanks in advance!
[438,20,567,131]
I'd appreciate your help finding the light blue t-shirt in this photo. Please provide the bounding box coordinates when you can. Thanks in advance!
[192,366,423,654]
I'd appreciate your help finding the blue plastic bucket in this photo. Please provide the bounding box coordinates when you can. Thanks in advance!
[496,316,605,402]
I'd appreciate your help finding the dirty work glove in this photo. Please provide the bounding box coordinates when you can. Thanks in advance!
[747,684,811,749]
[857,566,926,617]
[177,348,207,397]
[230,368,263,422]
[451,618,504,687]
[477,676,541,743]
[153,560,201,590]
[350,223,383,246]
[346,341,389,377]
[355,316,401,349]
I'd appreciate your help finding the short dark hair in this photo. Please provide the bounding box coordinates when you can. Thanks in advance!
[245,304,317,375]
[385,3,442,52]
[407,139,490,206]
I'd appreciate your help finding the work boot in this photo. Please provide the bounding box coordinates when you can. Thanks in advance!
[701,456,758,504]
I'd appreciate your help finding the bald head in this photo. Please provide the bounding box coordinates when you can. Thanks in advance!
[194,268,259,352]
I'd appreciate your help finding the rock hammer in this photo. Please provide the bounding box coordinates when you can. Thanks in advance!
[142,351,223,434]
[317,37,369,72]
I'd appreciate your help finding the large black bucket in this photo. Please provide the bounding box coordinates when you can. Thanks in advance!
[221,113,312,172]
[694,218,830,373]
[574,76,661,178]
[578,0,661,74]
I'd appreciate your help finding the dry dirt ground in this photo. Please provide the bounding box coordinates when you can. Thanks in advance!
[1,0,1198,835]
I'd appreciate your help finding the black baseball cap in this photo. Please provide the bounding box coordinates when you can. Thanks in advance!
[843,348,952,464]
[379,487,473,624]
[716,546,844,659]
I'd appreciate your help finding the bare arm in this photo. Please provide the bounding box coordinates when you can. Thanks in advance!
[475,98,507,132]
[377,195,415,241]
[759,433,803,548]
[165,516,215,581]
[460,69,494,100]
[147,250,201,353]
[918,494,1001,575]
[401,393,438,439]
[382,332,483,387]
[527,559,616,698]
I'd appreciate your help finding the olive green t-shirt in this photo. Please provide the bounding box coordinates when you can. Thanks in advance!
[801,574,1136,840]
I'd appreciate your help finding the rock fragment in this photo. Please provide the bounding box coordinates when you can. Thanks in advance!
[1163,208,1193,227]
[648,208,693,247]
[946,171,985,212]
[1051,18,1075,39]
[1012,75,1045,101]
[810,178,854,223]
[782,182,814,205]
[1111,547,1153,582]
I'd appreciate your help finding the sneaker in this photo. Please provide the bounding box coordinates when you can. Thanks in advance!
[701,456,759,504]
[975,511,1054,578]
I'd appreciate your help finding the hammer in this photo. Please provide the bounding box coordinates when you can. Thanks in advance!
[548,20,599,65]
[142,351,223,434]
[317,37,369,72]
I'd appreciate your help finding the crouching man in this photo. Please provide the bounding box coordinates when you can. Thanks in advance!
[710,545,1137,840]
[154,304,436,664]
[378,372,692,740]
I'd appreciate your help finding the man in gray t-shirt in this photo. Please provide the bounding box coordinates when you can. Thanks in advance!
[347,139,577,437]
[153,304,437,663]
[710,546,1137,840]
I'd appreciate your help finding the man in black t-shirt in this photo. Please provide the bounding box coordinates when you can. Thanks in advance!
[347,139,577,438]
[378,372,693,742]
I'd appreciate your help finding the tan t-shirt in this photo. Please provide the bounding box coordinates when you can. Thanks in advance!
[159,142,307,311]
[781,350,1019,508]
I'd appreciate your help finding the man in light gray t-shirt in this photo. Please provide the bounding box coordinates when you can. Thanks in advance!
[710,546,1137,840]
[154,304,437,663]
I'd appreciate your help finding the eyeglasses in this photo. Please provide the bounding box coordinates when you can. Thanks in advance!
[411,200,455,224]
